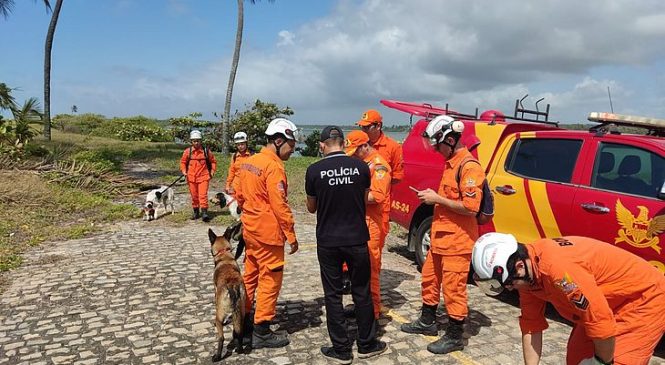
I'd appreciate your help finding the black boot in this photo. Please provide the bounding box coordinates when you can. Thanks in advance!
[427,317,464,354]
[400,303,438,336]
[252,322,289,349]
[191,208,200,220]
[201,208,211,222]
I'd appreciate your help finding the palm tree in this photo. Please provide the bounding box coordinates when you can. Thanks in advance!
[0,83,17,111]
[11,97,43,145]
[0,0,57,141]
[222,0,272,154]
[43,0,63,141]
[0,1,52,21]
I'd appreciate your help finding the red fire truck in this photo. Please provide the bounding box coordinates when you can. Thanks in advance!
[385,99,665,273]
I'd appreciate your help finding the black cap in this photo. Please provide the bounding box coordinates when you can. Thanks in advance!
[320,126,344,142]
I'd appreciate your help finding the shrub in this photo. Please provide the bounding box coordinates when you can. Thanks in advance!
[227,100,294,152]
[300,129,321,157]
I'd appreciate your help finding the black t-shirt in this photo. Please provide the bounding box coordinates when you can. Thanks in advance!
[305,151,371,247]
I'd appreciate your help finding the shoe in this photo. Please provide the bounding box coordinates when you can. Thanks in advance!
[427,318,464,354]
[320,346,353,364]
[191,208,200,220]
[400,303,438,336]
[357,340,387,359]
[252,322,289,349]
[201,208,211,222]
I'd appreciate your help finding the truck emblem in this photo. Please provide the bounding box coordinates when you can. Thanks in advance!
[615,200,665,253]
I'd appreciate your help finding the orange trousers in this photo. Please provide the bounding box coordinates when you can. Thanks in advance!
[566,311,665,365]
[187,180,209,209]
[367,219,386,319]
[242,236,285,324]
[421,251,471,321]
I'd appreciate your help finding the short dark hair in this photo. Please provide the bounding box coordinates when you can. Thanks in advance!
[506,243,529,280]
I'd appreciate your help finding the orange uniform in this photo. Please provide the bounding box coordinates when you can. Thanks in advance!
[372,132,404,234]
[234,147,297,324]
[364,150,392,318]
[180,146,216,209]
[518,236,665,365]
[225,150,253,192]
[421,148,484,320]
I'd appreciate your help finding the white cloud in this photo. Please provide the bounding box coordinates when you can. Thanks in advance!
[58,0,665,125]
[277,30,295,47]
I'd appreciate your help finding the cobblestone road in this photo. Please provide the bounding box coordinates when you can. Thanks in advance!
[1,207,664,364]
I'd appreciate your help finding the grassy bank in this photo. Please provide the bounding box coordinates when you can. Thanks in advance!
[0,130,318,276]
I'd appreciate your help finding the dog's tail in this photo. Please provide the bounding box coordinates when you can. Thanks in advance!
[234,236,245,260]
[229,284,245,352]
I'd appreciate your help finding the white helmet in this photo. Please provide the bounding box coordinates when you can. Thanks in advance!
[190,130,202,140]
[471,232,518,296]
[423,115,464,146]
[233,131,248,143]
[265,118,299,140]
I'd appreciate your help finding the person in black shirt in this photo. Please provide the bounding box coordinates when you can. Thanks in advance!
[305,126,387,364]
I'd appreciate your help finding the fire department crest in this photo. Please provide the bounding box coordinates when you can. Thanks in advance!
[615,200,665,254]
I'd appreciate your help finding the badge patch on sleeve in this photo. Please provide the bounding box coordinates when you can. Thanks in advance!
[555,272,578,294]
[375,166,388,180]
[277,180,286,192]
[465,178,476,187]
[570,292,589,310]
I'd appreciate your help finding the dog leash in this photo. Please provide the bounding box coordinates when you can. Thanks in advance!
[163,175,185,191]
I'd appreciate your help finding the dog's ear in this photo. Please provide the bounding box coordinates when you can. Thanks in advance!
[208,228,217,245]
[155,191,162,200]
[223,220,241,241]
[234,236,245,260]
[217,193,226,206]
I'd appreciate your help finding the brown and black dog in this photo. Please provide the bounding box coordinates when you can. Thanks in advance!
[209,224,246,361]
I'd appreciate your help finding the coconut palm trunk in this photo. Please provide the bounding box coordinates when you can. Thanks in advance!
[43,0,62,141]
[222,0,245,154]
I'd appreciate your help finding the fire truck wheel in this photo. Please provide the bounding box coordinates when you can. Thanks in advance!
[414,216,432,269]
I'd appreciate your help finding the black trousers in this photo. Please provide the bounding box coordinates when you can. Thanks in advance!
[317,244,376,353]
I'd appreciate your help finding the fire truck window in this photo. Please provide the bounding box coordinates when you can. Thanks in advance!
[507,138,582,183]
[592,143,664,198]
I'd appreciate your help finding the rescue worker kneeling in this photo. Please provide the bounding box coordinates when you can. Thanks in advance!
[234,118,299,349]
[472,233,665,365]
[345,130,391,319]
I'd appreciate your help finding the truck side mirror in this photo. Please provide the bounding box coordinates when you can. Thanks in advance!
[659,181,665,200]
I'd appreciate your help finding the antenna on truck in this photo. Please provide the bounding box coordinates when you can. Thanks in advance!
[607,86,614,113]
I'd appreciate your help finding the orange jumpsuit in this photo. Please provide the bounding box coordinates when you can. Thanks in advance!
[364,150,392,319]
[234,147,297,324]
[421,148,484,321]
[225,150,252,192]
[518,236,665,365]
[180,146,216,209]
[372,132,403,234]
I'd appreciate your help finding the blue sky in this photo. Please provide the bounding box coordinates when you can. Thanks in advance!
[2,0,665,125]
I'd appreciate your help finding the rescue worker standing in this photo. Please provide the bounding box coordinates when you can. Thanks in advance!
[356,109,404,236]
[345,130,391,319]
[305,126,387,364]
[225,131,253,195]
[472,233,665,365]
[400,115,485,354]
[179,130,216,222]
[234,118,299,349]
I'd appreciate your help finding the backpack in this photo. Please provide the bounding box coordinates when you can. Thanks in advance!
[186,146,212,177]
[456,158,494,225]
